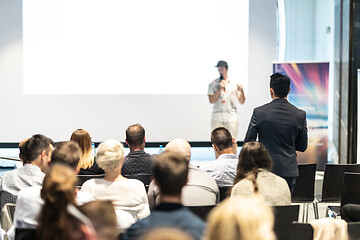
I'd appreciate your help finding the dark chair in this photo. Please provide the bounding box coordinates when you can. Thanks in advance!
[348,222,360,240]
[77,174,105,186]
[292,163,316,222]
[218,186,231,202]
[314,164,360,217]
[273,205,300,240]
[328,172,360,218]
[188,205,216,221]
[290,222,313,240]
[15,228,37,240]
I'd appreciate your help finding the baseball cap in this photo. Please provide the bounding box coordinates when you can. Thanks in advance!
[215,60,228,68]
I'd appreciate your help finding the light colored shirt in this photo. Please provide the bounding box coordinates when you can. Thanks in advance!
[208,78,239,122]
[202,154,238,187]
[148,164,220,207]
[80,178,150,232]
[231,169,291,206]
[0,164,45,210]
[7,186,94,240]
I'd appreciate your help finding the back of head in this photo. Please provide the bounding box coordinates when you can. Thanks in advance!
[153,151,188,196]
[126,123,145,148]
[211,127,233,151]
[270,73,290,98]
[165,138,191,162]
[96,139,124,172]
[139,228,195,240]
[80,200,118,240]
[24,134,54,163]
[38,164,78,240]
[19,138,30,163]
[234,142,272,190]
[204,197,275,240]
[51,141,82,170]
[70,129,92,155]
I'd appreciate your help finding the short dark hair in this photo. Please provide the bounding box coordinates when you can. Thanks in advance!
[23,134,54,163]
[270,73,290,98]
[51,141,82,170]
[126,124,145,147]
[153,151,188,196]
[211,127,233,151]
[234,141,272,185]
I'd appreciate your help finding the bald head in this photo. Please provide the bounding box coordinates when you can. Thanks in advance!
[165,139,191,162]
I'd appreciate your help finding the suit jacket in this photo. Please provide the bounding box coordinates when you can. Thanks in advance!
[244,98,308,177]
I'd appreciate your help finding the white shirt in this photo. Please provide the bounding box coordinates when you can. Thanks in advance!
[7,186,94,240]
[208,78,239,122]
[202,154,238,187]
[80,178,150,232]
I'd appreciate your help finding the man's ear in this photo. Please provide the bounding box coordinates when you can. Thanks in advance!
[125,138,128,145]
[212,144,219,152]
[232,138,235,145]
[270,88,275,97]
[288,87,291,95]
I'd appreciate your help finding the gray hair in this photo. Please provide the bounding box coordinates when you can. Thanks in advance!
[96,139,124,172]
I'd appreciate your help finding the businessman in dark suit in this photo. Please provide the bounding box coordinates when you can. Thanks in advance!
[244,73,308,192]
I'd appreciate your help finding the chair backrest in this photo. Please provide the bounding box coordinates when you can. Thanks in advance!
[273,205,300,240]
[322,164,360,202]
[125,174,152,186]
[218,186,231,202]
[290,223,313,240]
[292,164,316,202]
[341,173,360,207]
[1,203,16,232]
[348,222,360,240]
[187,205,216,221]
[77,174,105,186]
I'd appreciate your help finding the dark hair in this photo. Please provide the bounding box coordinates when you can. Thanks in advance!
[270,73,290,98]
[211,127,233,151]
[24,134,54,163]
[233,142,272,193]
[51,141,82,170]
[19,138,30,163]
[153,151,188,196]
[126,124,145,147]
[38,164,78,240]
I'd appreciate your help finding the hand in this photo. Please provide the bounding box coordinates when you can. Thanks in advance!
[219,80,227,88]
[237,84,244,92]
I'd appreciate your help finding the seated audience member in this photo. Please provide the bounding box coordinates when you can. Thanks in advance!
[202,127,238,187]
[0,134,54,209]
[7,141,94,240]
[148,138,219,207]
[122,124,153,177]
[79,200,118,240]
[231,142,291,206]
[123,151,206,240]
[139,228,195,240]
[341,204,360,222]
[204,196,275,240]
[80,139,150,232]
[18,138,30,165]
[70,129,105,177]
[37,164,96,240]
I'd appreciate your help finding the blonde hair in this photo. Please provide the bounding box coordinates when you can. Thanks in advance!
[70,129,94,170]
[96,139,124,172]
[204,197,275,240]
[38,164,78,240]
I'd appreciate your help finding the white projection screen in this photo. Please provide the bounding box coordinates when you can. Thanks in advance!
[0,0,251,142]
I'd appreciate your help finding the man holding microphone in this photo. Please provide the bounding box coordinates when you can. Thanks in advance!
[208,60,245,142]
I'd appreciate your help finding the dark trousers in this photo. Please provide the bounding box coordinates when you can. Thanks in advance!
[281,176,297,194]
[341,204,360,222]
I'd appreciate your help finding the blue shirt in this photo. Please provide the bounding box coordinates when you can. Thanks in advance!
[123,203,205,240]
